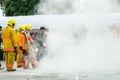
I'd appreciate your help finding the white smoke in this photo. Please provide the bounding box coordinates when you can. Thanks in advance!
[32,22,120,74]
[37,0,77,14]
[1,3,120,74]
[32,0,120,74]
[37,0,120,14]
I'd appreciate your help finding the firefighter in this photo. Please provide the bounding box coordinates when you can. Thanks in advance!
[2,19,17,71]
[24,24,38,69]
[24,24,34,55]
[16,25,27,68]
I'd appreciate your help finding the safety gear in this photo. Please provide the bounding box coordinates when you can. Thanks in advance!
[16,32,26,50]
[2,26,17,51]
[16,52,23,67]
[2,23,17,71]
[18,25,22,31]
[8,19,16,27]
[14,47,17,53]
[18,25,25,31]
[16,31,27,67]
[7,69,16,71]
[21,26,25,30]
[17,65,23,68]
[19,46,23,50]
[4,52,16,71]
[25,24,32,31]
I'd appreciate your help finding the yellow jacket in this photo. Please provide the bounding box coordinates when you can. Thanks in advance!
[16,31,26,52]
[2,26,17,51]
[16,31,22,47]
[21,33,26,50]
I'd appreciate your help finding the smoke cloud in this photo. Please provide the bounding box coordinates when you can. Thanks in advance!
[36,0,120,14]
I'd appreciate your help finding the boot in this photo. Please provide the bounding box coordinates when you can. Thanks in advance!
[7,69,16,72]
[17,65,23,68]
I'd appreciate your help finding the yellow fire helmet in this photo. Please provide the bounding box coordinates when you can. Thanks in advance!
[25,24,32,30]
[8,19,16,27]
[18,25,22,31]
[21,25,26,31]
[18,25,25,31]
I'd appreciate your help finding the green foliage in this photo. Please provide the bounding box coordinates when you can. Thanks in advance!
[4,0,40,16]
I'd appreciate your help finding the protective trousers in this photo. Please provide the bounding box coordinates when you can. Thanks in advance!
[17,51,23,67]
[4,51,15,70]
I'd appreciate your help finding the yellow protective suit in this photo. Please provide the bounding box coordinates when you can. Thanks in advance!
[16,31,26,67]
[2,26,17,70]
[16,31,23,67]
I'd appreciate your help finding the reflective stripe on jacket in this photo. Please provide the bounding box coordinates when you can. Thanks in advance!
[2,26,17,51]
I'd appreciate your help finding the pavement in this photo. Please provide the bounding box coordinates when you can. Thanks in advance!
[0,60,76,80]
[1,61,120,80]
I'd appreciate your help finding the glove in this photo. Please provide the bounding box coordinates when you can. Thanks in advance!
[14,47,17,53]
[23,50,27,55]
[19,46,23,50]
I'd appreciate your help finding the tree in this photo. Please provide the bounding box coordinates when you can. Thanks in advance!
[4,0,40,16]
